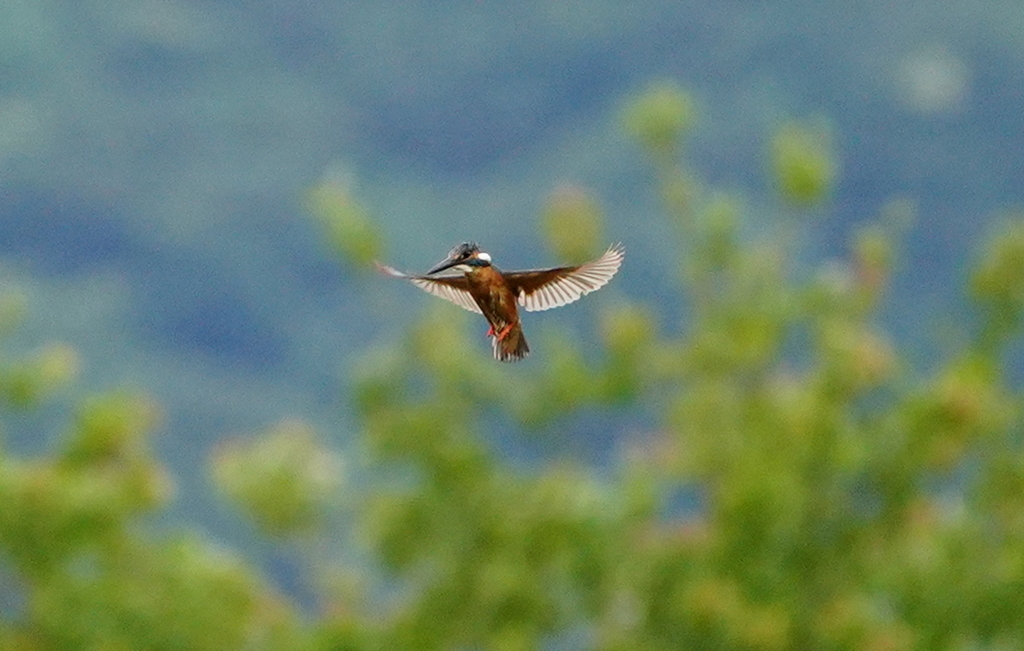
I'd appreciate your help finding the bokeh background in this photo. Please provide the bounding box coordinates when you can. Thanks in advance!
[3,1,1024,647]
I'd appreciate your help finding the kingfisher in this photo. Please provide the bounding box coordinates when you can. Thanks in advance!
[377,242,624,362]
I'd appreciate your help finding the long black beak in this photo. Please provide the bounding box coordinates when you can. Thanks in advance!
[427,256,460,275]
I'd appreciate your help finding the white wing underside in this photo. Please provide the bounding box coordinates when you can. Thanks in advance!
[516,244,624,312]
[410,276,482,313]
[376,264,482,313]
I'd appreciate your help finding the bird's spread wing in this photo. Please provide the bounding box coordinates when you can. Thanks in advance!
[505,244,624,313]
[375,263,483,314]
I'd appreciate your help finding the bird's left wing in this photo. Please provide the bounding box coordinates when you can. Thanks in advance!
[375,263,483,314]
[505,244,624,313]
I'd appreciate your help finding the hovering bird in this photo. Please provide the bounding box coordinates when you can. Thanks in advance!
[377,242,624,362]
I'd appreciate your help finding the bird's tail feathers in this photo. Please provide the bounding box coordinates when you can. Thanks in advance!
[493,323,529,362]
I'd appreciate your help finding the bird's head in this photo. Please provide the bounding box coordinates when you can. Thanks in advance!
[427,242,493,274]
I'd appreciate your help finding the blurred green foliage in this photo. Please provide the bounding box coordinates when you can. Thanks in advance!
[622,80,694,162]
[542,184,606,264]
[212,420,343,537]
[769,121,837,207]
[306,170,383,270]
[4,83,1024,650]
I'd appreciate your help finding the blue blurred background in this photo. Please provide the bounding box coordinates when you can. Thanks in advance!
[2,0,1022,584]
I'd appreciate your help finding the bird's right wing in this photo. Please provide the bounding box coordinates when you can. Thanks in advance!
[375,263,483,314]
[504,244,624,313]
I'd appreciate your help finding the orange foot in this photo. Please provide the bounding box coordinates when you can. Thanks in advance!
[495,323,514,341]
